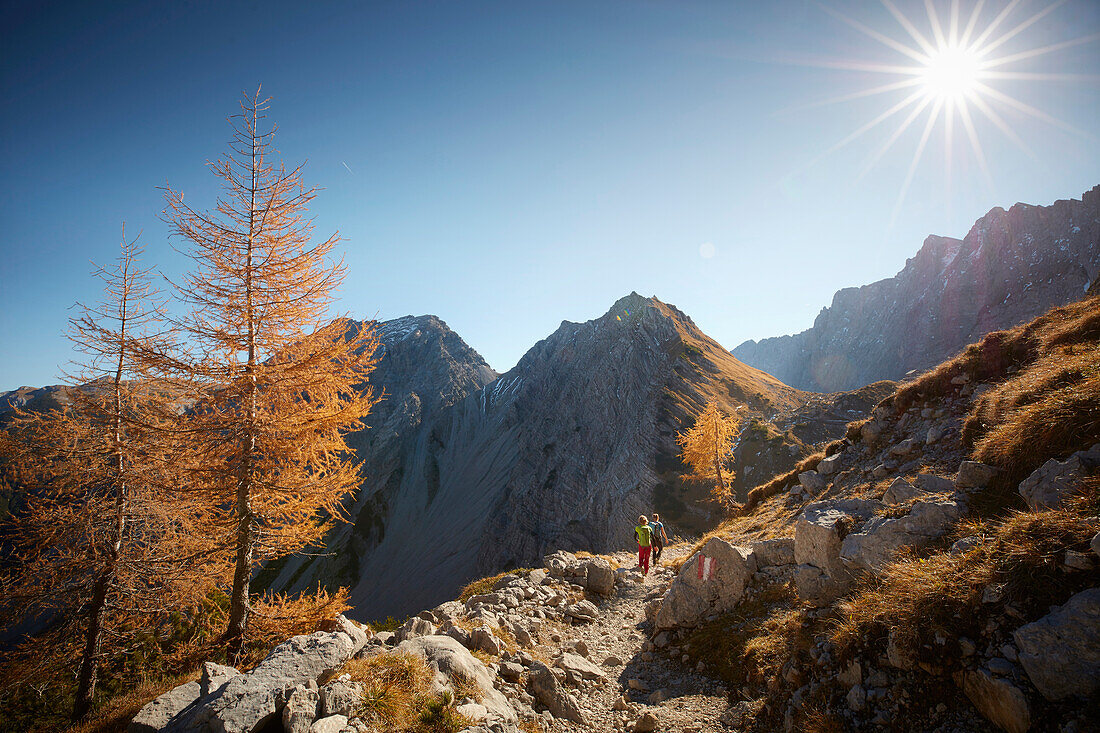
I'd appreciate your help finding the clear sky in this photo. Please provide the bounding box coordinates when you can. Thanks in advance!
[2,0,1098,390]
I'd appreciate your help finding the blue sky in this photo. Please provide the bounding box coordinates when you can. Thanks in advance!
[2,0,1098,390]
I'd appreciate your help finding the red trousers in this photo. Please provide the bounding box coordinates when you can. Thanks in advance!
[638,545,651,574]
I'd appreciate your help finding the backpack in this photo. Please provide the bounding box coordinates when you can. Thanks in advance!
[650,521,664,545]
[635,524,652,545]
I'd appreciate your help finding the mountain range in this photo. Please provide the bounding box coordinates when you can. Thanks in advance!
[733,185,1100,392]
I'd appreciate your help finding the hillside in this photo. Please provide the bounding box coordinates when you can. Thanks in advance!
[733,185,1100,392]
[267,294,883,621]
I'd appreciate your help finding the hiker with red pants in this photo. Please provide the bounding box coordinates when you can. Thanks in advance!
[635,514,653,576]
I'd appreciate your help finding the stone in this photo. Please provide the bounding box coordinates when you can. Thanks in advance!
[949,536,981,556]
[749,537,795,567]
[633,712,658,732]
[872,464,889,479]
[914,473,955,494]
[798,471,827,492]
[956,461,998,489]
[628,678,650,691]
[308,715,347,733]
[395,616,437,642]
[837,660,862,688]
[528,568,548,585]
[612,694,630,711]
[840,500,964,572]
[1018,450,1096,510]
[817,453,843,475]
[580,557,616,595]
[319,614,371,649]
[987,657,1014,677]
[926,424,944,444]
[128,663,240,733]
[499,661,524,682]
[1013,588,1100,701]
[1092,531,1100,559]
[886,631,916,670]
[396,635,517,726]
[528,661,586,724]
[554,652,605,680]
[889,438,918,457]
[959,637,976,656]
[647,688,671,704]
[861,420,885,446]
[470,626,503,656]
[794,499,881,577]
[1064,550,1094,570]
[455,702,488,722]
[846,684,866,712]
[543,551,578,576]
[954,669,1030,733]
[319,679,362,717]
[563,600,599,624]
[792,564,849,605]
[882,477,921,504]
[653,536,758,629]
[158,628,362,733]
[603,655,623,666]
[281,686,320,733]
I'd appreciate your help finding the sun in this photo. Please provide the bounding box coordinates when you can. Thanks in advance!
[787,0,1096,221]
[920,44,982,101]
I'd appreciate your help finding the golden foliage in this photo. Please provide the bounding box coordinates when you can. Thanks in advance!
[458,569,533,602]
[339,652,473,733]
[677,400,744,510]
[155,89,381,644]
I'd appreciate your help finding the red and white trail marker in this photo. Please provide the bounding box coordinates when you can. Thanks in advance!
[697,554,718,581]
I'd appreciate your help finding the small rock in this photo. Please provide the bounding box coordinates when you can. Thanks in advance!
[1064,550,1094,570]
[633,712,658,733]
[846,684,866,712]
[603,655,623,667]
[956,461,998,490]
[959,637,976,657]
[647,688,671,704]
[628,678,650,692]
[987,657,1014,676]
[308,715,348,733]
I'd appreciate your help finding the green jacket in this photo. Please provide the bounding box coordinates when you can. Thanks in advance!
[635,524,652,547]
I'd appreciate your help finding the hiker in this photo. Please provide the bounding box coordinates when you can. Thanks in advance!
[635,514,653,576]
[649,513,668,566]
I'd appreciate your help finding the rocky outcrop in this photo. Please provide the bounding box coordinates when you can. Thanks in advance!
[1012,587,1100,702]
[133,617,369,733]
[734,186,1100,391]
[653,537,757,629]
[1017,443,1100,510]
[840,499,964,572]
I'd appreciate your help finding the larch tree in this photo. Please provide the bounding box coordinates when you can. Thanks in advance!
[677,400,743,511]
[0,235,224,719]
[159,89,380,649]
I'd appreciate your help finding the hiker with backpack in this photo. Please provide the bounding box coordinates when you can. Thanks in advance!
[649,513,669,566]
[635,515,653,576]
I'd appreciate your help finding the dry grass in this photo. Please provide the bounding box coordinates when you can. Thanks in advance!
[457,568,533,602]
[832,507,1098,663]
[887,295,1100,415]
[684,583,811,688]
[56,674,197,733]
[966,344,1100,489]
[741,449,828,514]
[340,652,473,733]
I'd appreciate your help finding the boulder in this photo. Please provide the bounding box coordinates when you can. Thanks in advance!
[395,635,517,726]
[840,500,964,572]
[470,626,503,656]
[319,679,362,717]
[128,662,239,733]
[563,600,599,624]
[395,616,437,642]
[653,537,757,629]
[1012,588,1100,701]
[798,471,827,493]
[882,477,921,505]
[527,661,586,724]
[319,614,371,648]
[157,628,362,733]
[633,711,658,732]
[817,453,843,475]
[580,557,616,595]
[889,438,918,457]
[282,686,320,733]
[543,551,578,576]
[954,669,1030,733]
[308,715,347,733]
[861,419,885,446]
[914,474,955,494]
[1017,445,1100,510]
[956,461,998,490]
[554,652,605,680]
[794,499,881,577]
[749,537,795,567]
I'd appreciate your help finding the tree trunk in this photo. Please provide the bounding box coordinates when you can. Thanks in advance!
[712,415,726,496]
[225,104,260,653]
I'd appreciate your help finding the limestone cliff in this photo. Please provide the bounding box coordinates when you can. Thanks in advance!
[733,185,1100,392]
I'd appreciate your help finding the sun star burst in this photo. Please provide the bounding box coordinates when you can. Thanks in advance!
[790,0,1098,222]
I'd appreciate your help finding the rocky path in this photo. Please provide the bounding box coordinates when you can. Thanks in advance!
[525,548,730,732]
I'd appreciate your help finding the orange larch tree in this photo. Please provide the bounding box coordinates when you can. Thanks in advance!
[677,400,743,511]
[159,89,380,649]
[0,235,225,719]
